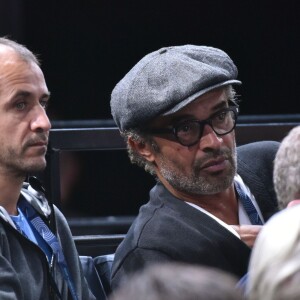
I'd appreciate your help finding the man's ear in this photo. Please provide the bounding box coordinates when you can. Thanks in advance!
[128,137,155,162]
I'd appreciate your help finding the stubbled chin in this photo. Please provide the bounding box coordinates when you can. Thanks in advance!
[22,157,47,173]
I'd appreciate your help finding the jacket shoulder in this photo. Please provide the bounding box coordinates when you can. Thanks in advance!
[237,141,279,164]
[237,141,280,220]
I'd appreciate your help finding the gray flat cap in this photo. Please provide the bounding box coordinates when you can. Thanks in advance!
[111,45,241,131]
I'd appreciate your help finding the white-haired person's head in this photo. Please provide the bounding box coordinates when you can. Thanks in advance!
[109,262,243,300]
[274,125,300,209]
[246,205,300,300]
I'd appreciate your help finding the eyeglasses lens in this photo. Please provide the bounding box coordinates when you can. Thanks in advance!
[176,109,236,146]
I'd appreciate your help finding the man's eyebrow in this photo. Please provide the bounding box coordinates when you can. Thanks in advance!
[168,114,194,125]
[41,91,51,100]
[13,90,51,99]
[4,91,30,107]
[170,101,229,123]
[211,100,228,111]
[163,100,231,126]
[14,90,31,98]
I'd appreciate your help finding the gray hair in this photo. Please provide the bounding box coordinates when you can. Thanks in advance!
[0,36,40,65]
[273,125,300,209]
[109,262,242,300]
[247,205,300,300]
[122,85,238,175]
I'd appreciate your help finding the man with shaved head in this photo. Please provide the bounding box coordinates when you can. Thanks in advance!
[0,37,95,300]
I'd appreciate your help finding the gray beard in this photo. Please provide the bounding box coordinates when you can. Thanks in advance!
[159,146,237,196]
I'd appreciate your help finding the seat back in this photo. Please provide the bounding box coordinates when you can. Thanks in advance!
[74,234,125,257]
[75,235,120,297]
[80,255,107,299]
[93,254,115,296]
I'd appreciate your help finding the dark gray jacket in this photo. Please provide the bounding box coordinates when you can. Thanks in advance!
[0,182,95,300]
[111,141,279,289]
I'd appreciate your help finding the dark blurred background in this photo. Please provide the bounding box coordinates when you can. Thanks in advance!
[1,0,299,119]
[1,0,299,218]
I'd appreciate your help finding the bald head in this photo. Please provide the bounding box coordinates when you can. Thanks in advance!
[0,38,41,96]
[0,37,39,66]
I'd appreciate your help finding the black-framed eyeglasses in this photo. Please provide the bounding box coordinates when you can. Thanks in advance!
[146,106,239,147]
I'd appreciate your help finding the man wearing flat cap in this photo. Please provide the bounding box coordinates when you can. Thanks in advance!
[110,45,279,289]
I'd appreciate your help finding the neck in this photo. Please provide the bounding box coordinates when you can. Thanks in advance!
[0,172,25,215]
[160,177,239,225]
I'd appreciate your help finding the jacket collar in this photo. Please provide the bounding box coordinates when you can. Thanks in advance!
[0,182,51,227]
[20,182,51,218]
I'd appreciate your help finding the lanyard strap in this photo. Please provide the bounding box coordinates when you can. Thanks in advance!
[18,198,79,300]
[235,181,263,225]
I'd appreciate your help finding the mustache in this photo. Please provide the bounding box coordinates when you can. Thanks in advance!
[23,134,49,148]
[194,148,233,170]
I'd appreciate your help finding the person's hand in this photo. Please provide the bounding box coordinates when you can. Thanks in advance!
[231,225,262,248]
[287,200,300,208]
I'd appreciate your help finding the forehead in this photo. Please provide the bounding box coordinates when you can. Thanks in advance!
[0,44,38,76]
[150,88,228,127]
[0,44,20,65]
[174,88,227,115]
[0,48,48,96]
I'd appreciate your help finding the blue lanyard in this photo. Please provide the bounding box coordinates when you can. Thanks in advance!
[18,198,79,300]
[235,181,263,225]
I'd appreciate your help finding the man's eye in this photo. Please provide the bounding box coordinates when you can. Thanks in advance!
[216,111,227,121]
[16,102,26,110]
[40,100,48,109]
[177,122,196,133]
[180,124,192,132]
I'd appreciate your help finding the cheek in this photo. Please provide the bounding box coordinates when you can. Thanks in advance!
[158,142,190,159]
[154,138,197,166]
[1,123,26,147]
[0,119,12,139]
[222,131,236,147]
[164,147,195,170]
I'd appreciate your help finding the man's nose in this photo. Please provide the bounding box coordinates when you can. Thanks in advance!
[198,124,223,150]
[30,106,51,132]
